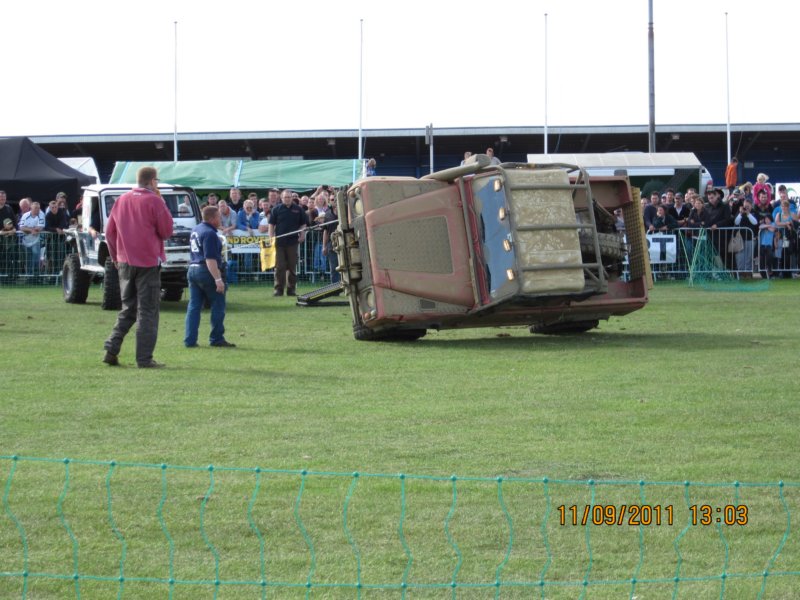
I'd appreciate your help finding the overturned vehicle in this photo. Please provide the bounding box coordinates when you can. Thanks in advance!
[332,155,650,341]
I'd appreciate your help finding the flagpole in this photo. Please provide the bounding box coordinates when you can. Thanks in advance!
[173,20,179,162]
[725,12,731,162]
[544,13,548,154]
[358,19,364,171]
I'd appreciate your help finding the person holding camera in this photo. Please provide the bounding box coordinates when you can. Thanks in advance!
[733,200,758,274]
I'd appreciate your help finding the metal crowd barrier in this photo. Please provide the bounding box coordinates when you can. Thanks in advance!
[2,227,795,288]
[0,231,69,286]
[224,228,334,285]
[645,226,798,281]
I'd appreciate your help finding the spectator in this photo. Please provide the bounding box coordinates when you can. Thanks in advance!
[644,191,659,232]
[686,196,709,258]
[267,188,280,209]
[613,208,625,234]
[205,192,219,207]
[258,198,270,219]
[102,166,173,369]
[16,198,31,227]
[309,193,329,274]
[233,199,260,279]
[669,192,690,227]
[485,147,501,165]
[758,215,776,279]
[652,205,678,233]
[705,187,733,267]
[18,201,45,278]
[44,199,69,274]
[0,190,15,227]
[1,215,18,278]
[322,197,340,283]
[366,157,377,176]
[268,189,308,296]
[733,200,758,274]
[228,187,244,214]
[773,196,798,277]
[752,173,772,208]
[725,157,739,194]
[460,151,473,166]
[56,195,70,220]
[739,181,754,203]
[663,188,675,208]
[218,200,237,236]
[177,196,192,215]
[235,199,259,235]
[772,185,797,221]
[754,188,772,216]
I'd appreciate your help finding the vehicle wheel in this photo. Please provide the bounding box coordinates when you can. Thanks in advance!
[161,286,183,302]
[579,232,627,260]
[102,257,122,311]
[530,320,599,335]
[353,324,427,342]
[63,254,91,304]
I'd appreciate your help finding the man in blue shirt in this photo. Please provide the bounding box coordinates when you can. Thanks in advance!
[184,206,235,348]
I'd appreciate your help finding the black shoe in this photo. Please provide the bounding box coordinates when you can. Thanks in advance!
[138,360,166,369]
[273,290,284,296]
[103,351,119,366]
[286,289,296,296]
[210,340,236,348]
[185,343,198,348]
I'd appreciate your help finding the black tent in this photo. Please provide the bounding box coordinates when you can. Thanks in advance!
[0,137,96,212]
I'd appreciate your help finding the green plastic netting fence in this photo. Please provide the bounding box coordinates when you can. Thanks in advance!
[686,230,770,292]
[2,455,798,599]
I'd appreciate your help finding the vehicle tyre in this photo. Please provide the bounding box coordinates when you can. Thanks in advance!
[161,286,183,302]
[353,324,426,342]
[102,257,122,311]
[63,254,91,304]
[579,232,627,260]
[530,320,599,335]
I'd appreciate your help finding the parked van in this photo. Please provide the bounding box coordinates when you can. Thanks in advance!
[525,152,712,195]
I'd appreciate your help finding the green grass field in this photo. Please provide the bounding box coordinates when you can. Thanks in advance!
[1,281,799,599]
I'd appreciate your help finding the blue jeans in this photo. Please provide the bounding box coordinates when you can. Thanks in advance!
[23,241,40,276]
[184,266,226,346]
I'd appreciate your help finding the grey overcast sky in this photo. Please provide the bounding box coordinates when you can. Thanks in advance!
[1,0,797,137]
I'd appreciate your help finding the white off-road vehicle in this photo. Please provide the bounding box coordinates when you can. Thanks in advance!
[62,184,201,309]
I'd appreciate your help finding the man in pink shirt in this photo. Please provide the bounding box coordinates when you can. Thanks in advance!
[103,167,174,368]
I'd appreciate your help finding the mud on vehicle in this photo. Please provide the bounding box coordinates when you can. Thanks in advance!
[62,184,202,309]
[333,155,651,341]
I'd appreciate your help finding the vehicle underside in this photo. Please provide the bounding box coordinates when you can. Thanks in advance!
[333,156,651,341]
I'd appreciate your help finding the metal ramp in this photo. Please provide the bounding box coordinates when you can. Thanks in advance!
[295,281,347,307]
